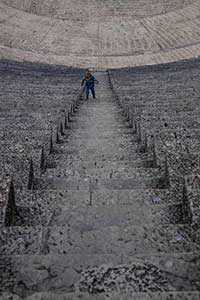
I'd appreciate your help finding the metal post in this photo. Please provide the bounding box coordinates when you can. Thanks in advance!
[49,132,54,154]
[27,158,34,190]
[4,179,17,226]
[60,122,64,136]
[152,142,158,168]
[56,127,60,144]
[64,112,70,130]
[40,146,45,170]
[164,155,170,188]
[182,177,192,223]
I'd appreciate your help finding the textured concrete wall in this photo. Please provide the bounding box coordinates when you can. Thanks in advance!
[0,0,196,19]
[0,0,200,68]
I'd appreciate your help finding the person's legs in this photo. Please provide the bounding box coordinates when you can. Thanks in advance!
[91,86,96,99]
[85,84,90,99]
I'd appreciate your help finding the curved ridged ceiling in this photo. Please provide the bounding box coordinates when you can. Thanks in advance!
[0,0,200,68]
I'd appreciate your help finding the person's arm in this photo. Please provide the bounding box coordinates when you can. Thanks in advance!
[93,76,99,84]
[81,79,85,87]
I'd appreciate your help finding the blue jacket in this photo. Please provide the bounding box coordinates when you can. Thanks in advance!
[82,75,98,88]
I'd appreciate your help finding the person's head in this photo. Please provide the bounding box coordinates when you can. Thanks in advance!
[85,70,91,79]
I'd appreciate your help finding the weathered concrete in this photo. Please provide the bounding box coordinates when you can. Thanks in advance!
[110,58,200,224]
[0,60,200,299]
[1,291,200,300]
[1,64,200,299]
[0,1,200,68]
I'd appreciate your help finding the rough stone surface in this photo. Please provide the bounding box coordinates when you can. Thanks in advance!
[1,292,200,300]
[0,59,200,299]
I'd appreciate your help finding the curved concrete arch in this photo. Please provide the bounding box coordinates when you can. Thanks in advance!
[0,1,200,68]
[0,0,197,20]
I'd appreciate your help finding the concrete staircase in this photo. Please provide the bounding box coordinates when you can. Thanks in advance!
[0,72,200,299]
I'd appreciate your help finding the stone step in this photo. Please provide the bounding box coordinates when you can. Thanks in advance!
[50,202,184,228]
[53,142,138,156]
[76,108,123,115]
[35,176,157,191]
[15,189,182,226]
[64,108,132,126]
[1,224,198,256]
[50,146,140,163]
[72,104,122,112]
[19,187,182,209]
[45,165,160,181]
[47,158,149,174]
[60,130,136,143]
[70,115,128,125]
[41,225,200,256]
[1,291,200,300]
[66,131,134,141]
[0,253,199,295]
[77,101,118,106]
[64,130,135,139]
[68,122,131,130]
[11,191,185,227]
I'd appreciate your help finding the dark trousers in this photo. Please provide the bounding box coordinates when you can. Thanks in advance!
[85,84,96,99]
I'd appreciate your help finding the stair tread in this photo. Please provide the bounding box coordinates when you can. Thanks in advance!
[1,291,200,300]
[50,202,184,226]
[0,253,199,295]
[1,224,199,256]
[36,177,160,191]
[45,166,160,181]
[18,189,183,207]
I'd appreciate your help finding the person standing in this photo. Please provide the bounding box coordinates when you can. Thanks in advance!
[81,70,99,100]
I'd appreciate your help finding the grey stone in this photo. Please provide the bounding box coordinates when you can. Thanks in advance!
[0,60,200,299]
